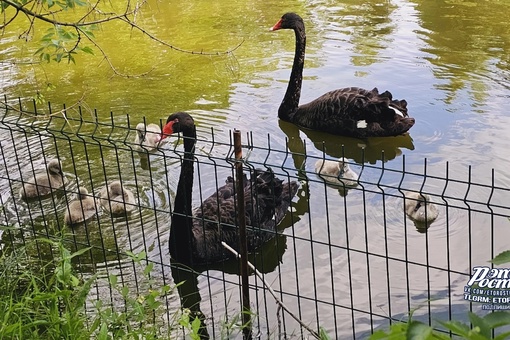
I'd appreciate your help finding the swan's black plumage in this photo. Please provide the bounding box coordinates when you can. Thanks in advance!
[271,12,415,138]
[162,112,298,265]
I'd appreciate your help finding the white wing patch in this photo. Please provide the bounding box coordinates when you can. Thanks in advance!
[389,106,405,117]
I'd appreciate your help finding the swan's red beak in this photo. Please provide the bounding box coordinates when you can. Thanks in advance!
[161,121,175,140]
[271,19,283,31]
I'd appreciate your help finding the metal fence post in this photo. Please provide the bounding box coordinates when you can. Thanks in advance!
[234,129,252,340]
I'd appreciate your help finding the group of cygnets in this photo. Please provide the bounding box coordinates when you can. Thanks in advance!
[18,121,437,228]
[314,158,439,225]
[19,123,162,226]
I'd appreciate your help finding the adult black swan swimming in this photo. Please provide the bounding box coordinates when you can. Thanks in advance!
[161,112,299,265]
[271,12,415,138]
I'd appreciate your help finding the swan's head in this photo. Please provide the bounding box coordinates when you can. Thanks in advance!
[271,12,304,31]
[78,187,89,200]
[338,157,351,173]
[109,181,123,196]
[47,159,63,176]
[161,112,194,140]
[136,123,146,142]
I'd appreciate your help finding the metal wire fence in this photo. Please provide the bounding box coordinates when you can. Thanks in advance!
[1,97,510,339]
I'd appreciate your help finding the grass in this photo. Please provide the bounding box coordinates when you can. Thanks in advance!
[0,235,202,340]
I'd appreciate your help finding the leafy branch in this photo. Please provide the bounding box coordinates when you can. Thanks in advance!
[0,0,243,77]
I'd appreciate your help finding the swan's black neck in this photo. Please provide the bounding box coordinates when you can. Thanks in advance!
[169,126,196,264]
[279,20,306,121]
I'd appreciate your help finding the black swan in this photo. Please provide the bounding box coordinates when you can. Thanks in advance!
[64,187,97,226]
[161,112,299,265]
[271,12,415,138]
[19,158,65,199]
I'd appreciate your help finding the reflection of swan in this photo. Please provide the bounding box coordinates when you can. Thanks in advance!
[134,123,161,152]
[99,181,136,215]
[405,192,439,223]
[278,119,414,165]
[64,187,97,226]
[271,13,415,138]
[315,157,358,187]
[19,159,65,199]
[160,112,299,265]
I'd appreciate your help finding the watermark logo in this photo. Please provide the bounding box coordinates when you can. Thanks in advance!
[464,266,510,310]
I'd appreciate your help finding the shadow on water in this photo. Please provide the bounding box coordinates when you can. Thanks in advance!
[278,119,415,167]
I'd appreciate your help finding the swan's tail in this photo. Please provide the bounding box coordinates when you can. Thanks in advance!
[249,169,299,227]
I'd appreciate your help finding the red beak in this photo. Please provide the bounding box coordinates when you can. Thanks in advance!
[271,19,283,31]
[161,121,175,140]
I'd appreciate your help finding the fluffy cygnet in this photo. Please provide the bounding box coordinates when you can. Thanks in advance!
[20,159,65,199]
[134,123,162,152]
[98,180,136,215]
[404,191,439,223]
[315,157,358,187]
[64,187,97,226]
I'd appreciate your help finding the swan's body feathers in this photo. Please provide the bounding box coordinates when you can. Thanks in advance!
[163,112,299,265]
[294,87,412,138]
[315,157,358,188]
[64,187,98,226]
[405,192,439,223]
[98,181,136,215]
[192,169,298,263]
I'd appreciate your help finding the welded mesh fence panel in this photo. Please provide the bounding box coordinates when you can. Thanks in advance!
[0,97,509,339]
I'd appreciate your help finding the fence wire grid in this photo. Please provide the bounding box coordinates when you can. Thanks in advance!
[1,97,510,339]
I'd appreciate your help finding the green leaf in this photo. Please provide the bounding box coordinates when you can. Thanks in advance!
[144,262,154,276]
[80,46,94,55]
[54,53,63,63]
[495,331,510,340]
[0,2,10,11]
[69,246,92,259]
[109,274,117,286]
[369,330,389,339]
[369,323,408,339]
[319,327,331,340]
[492,251,510,265]
[97,322,108,340]
[41,32,54,41]
[191,316,202,335]
[34,47,45,56]
[438,320,471,337]
[483,311,510,328]
[469,312,491,338]
[406,321,432,340]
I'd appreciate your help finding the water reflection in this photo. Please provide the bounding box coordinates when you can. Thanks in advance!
[319,0,398,68]
[278,119,414,166]
[412,0,510,101]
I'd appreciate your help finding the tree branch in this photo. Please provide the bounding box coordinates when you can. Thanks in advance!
[0,7,18,30]
[75,25,153,78]
[1,0,243,56]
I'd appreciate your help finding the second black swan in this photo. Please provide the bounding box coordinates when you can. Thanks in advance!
[161,112,299,265]
[271,12,415,138]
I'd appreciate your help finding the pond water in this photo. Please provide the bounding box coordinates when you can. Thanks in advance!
[1,0,510,338]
